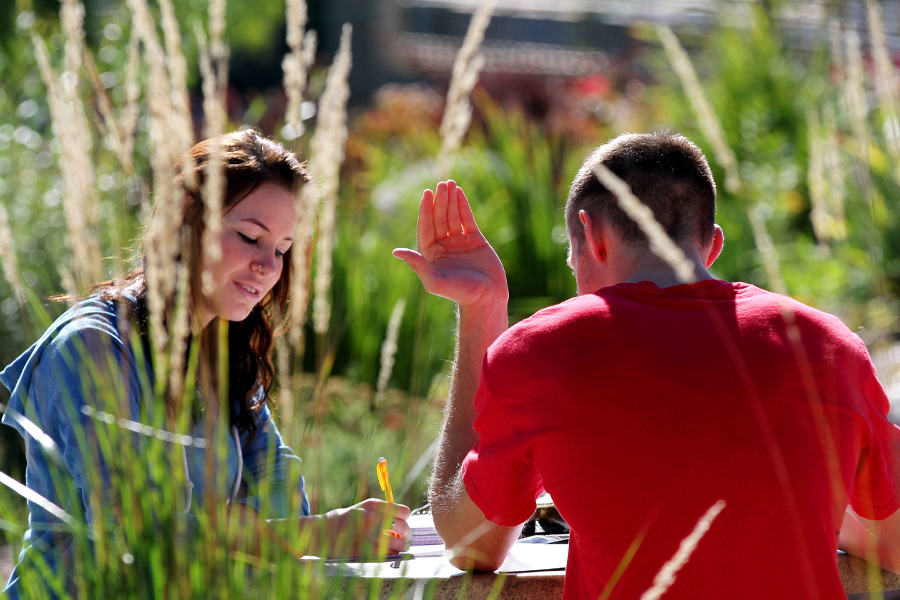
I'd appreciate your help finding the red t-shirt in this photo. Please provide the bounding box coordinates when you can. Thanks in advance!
[461,280,900,599]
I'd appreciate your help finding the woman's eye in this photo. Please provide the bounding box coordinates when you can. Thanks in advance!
[238,233,257,245]
[275,250,285,258]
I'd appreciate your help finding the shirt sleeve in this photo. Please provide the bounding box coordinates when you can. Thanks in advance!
[236,400,310,518]
[461,364,543,527]
[849,356,900,520]
[28,316,144,524]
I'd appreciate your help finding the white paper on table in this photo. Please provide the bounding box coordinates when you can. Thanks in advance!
[408,513,442,546]
[324,552,467,578]
[321,538,567,578]
[408,544,446,558]
[498,542,568,573]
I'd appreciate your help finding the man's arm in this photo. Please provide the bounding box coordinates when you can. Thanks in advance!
[430,299,521,571]
[840,505,900,573]
[393,181,522,571]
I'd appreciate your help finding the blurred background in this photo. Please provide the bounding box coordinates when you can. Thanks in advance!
[1,0,900,588]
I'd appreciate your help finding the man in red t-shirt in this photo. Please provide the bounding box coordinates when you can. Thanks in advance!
[393,132,900,599]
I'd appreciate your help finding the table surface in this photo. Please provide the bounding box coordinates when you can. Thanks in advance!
[330,543,900,599]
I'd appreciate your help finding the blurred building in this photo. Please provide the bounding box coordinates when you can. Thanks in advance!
[311,0,900,104]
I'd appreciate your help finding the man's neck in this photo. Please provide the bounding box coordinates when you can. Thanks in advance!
[619,247,716,289]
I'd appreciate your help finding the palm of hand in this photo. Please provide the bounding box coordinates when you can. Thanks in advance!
[420,231,505,307]
[393,182,508,309]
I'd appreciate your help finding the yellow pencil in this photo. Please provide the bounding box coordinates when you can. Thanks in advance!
[377,456,394,503]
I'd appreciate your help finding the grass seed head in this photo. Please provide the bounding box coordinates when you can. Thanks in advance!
[289,181,316,345]
[32,30,103,291]
[865,0,900,181]
[168,237,193,408]
[376,298,406,397]
[806,110,831,245]
[843,29,870,160]
[159,0,196,164]
[438,0,495,176]
[640,500,726,600]
[275,335,294,425]
[0,202,25,304]
[197,26,228,297]
[310,24,353,335]
[657,25,742,195]
[821,108,847,240]
[282,0,316,131]
[591,163,698,284]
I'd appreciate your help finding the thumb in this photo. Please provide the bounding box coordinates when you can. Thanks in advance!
[392,248,432,283]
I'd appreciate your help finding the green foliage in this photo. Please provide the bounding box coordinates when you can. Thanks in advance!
[3,0,900,596]
[315,90,594,404]
[644,7,900,336]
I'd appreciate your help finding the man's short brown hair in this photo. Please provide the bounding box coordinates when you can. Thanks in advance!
[565,132,717,249]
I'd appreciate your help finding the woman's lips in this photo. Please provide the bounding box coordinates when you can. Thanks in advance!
[234,280,260,301]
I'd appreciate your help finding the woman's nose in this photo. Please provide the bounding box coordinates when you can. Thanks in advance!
[255,251,278,276]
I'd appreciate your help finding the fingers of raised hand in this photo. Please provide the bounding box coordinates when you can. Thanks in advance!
[432,180,471,239]
[419,180,477,247]
[447,182,463,236]
[457,186,479,234]
[417,188,436,248]
[432,181,452,240]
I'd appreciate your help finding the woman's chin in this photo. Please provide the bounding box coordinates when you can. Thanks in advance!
[222,305,256,323]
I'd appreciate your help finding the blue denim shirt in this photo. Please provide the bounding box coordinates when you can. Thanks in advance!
[0,297,309,598]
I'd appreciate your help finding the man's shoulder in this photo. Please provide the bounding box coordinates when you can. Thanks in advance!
[487,294,611,362]
[491,281,866,359]
[719,283,873,368]
[507,294,609,332]
[735,283,860,334]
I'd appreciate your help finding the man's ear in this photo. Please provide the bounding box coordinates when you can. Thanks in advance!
[579,210,606,263]
[705,225,724,268]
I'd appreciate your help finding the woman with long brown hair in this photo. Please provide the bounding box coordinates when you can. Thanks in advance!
[1,129,410,597]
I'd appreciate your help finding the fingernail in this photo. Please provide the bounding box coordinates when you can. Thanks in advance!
[384,530,402,538]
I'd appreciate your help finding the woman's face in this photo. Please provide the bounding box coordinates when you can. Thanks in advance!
[198,182,297,327]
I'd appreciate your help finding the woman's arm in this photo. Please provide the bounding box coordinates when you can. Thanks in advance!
[234,400,309,518]
[235,401,411,557]
[229,498,411,558]
[28,315,146,523]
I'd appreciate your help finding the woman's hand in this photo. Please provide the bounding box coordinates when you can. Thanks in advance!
[317,498,412,558]
[225,500,412,559]
[393,181,508,310]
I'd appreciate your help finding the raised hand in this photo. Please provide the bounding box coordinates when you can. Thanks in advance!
[393,181,508,309]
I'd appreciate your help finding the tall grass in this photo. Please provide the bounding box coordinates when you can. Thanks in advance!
[650,8,900,341]
[437,0,495,178]
[658,23,788,294]
[0,202,25,306]
[310,24,353,340]
[591,161,697,283]
[0,2,437,599]
[639,500,726,600]
[2,0,900,597]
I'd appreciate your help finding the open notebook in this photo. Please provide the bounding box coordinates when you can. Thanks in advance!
[322,505,568,578]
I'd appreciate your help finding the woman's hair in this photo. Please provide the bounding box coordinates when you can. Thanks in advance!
[91,129,310,432]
